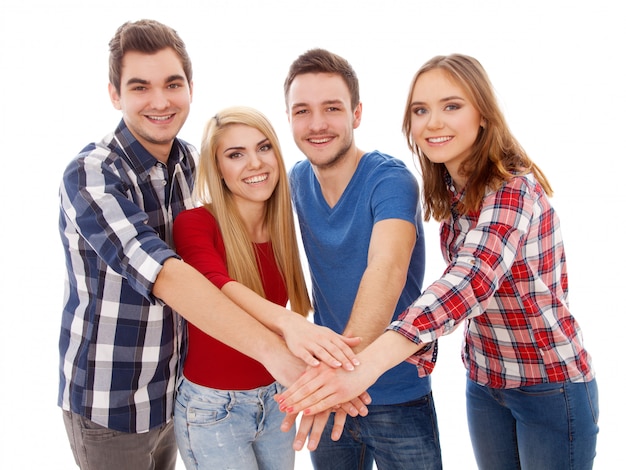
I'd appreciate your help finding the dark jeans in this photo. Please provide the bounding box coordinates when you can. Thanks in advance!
[466,378,599,469]
[311,392,442,470]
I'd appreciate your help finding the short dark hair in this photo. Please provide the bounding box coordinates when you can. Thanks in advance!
[108,19,192,93]
[284,48,359,110]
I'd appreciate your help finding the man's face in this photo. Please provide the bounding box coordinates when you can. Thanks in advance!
[286,72,361,169]
[108,47,193,162]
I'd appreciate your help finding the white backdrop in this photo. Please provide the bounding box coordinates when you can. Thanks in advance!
[0,1,622,468]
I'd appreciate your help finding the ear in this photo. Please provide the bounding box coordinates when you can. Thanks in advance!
[352,102,363,130]
[480,117,487,128]
[108,83,122,110]
[188,79,194,103]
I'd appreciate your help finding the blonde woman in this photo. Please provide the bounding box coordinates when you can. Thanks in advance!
[173,106,361,469]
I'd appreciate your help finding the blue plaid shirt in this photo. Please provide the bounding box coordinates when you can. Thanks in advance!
[58,120,196,433]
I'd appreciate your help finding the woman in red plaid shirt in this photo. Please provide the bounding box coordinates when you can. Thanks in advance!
[279,54,599,470]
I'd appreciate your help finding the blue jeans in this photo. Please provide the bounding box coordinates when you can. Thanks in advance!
[311,392,442,470]
[466,377,599,470]
[174,378,295,470]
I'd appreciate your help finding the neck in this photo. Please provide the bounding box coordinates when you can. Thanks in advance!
[313,147,365,208]
[236,199,268,243]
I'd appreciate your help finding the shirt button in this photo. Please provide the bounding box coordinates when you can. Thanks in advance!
[162,180,167,186]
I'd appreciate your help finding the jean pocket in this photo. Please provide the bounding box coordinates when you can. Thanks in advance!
[516,382,564,397]
[186,399,231,426]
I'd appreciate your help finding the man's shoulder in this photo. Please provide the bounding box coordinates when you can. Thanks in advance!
[289,159,311,174]
[360,151,417,185]
[363,150,411,170]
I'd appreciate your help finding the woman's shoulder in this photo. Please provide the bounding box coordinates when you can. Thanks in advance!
[175,206,218,228]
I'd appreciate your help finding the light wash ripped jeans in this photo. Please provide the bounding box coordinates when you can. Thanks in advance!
[174,377,295,470]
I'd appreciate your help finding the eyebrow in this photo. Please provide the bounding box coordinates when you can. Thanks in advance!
[222,138,270,155]
[290,99,344,110]
[124,74,187,87]
[411,95,466,106]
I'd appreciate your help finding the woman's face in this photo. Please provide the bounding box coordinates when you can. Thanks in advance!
[216,124,280,209]
[408,68,483,185]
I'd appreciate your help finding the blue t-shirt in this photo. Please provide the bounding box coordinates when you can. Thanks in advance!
[289,150,431,404]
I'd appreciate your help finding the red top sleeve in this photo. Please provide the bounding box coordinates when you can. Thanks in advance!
[173,207,287,390]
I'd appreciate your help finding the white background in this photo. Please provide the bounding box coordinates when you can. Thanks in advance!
[0,1,622,468]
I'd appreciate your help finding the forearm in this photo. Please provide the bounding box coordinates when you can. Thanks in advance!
[343,263,407,351]
[343,218,415,351]
[358,329,423,374]
[153,258,300,381]
[221,281,307,338]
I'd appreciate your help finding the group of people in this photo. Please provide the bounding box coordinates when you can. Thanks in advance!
[57,18,599,470]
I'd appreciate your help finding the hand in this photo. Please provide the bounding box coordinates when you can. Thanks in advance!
[280,394,370,450]
[276,362,378,416]
[288,408,349,451]
[280,314,362,371]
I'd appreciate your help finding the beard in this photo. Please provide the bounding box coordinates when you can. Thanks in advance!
[308,134,354,170]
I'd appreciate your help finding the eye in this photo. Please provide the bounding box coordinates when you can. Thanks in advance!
[259,143,272,152]
[412,106,427,116]
[226,151,244,160]
[444,103,461,111]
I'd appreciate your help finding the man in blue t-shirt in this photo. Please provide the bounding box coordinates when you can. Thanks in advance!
[284,48,443,470]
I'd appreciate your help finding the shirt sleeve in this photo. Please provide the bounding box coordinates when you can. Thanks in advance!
[173,208,234,289]
[388,178,537,366]
[60,151,177,300]
[370,161,420,225]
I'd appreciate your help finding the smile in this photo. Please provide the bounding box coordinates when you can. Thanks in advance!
[243,174,269,184]
[308,137,332,144]
[148,114,174,121]
[427,136,453,143]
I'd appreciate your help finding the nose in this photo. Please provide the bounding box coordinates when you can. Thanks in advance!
[150,89,170,110]
[426,110,444,130]
[248,152,262,169]
[308,110,328,132]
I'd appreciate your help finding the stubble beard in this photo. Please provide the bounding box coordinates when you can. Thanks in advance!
[309,135,353,171]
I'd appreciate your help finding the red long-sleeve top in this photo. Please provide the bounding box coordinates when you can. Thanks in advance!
[173,207,287,390]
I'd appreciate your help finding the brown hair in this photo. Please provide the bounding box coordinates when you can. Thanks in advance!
[195,106,312,317]
[402,54,553,221]
[284,48,360,110]
[108,19,192,93]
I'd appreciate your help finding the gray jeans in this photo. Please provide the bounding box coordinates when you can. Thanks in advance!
[62,410,177,470]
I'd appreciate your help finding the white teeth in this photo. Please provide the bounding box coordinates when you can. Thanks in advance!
[309,137,331,144]
[149,115,173,121]
[244,174,268,184]
[428,136,452,143]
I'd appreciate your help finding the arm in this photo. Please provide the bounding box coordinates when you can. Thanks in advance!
[278,329,425,415]
[222,281,360,370]
[172,208,359,370]
[153,257,305,386]
[342,218,416,351]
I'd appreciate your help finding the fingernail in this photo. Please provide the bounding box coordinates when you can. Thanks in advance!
[303,408,311,415]
[286,406,294,413]
[352,358,360,366]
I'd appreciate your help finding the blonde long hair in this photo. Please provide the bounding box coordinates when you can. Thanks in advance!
[194,106,312,317]
[402,54,553,222]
